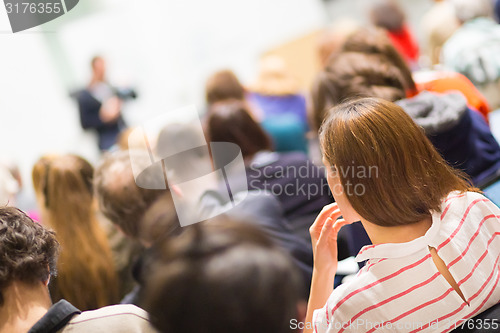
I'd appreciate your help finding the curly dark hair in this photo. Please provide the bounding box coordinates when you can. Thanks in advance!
[0,206,59,306]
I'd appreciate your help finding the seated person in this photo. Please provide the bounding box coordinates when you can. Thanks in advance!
[94,150,177,305]
[32,154,119,310]
[369,0,419,68]
[142,216,305,333]
[0,206,156,333]
[311,50,500,187]
[205,99,332,228]
[340,28,490,123]
[247,55,309,153]
[204,100,357,260]
[304,98,500,333]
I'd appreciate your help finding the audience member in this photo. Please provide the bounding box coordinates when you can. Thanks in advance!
[94,150,174,304]
[0,206,156,333]
[369,0,420,68]
[205,100,332,234]
[305,98,500,333]
[32,154,119,310]
[205,69,245,106]
[0,163,19,207]
[442,0,500,108]
[312,51,500,187]
[95,150,169,243]
[420,0,460,66]
[157,121,319,298]
[247,55,309,153]
[340,27,491,121]
[142,217,305,333]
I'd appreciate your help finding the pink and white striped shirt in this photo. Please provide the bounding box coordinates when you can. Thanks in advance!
[313,191,500,333]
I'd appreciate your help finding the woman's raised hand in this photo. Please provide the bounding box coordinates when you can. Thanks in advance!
[309,202,352,273]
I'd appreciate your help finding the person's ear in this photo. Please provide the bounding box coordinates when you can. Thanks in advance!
[43,266,51,286]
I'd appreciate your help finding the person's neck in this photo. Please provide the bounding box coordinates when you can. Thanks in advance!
[362,216,433,245]
[0,281,52,333]
[89,76,105,87]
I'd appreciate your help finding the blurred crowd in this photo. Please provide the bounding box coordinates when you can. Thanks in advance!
[2,0,500,332]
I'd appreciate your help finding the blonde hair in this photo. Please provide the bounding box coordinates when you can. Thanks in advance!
[249,55,299,96]
[32,154,118,310]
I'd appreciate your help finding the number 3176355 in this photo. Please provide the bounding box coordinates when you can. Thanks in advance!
[5,2,62,14]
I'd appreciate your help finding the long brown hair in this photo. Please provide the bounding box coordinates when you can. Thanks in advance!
[32,154,118,310]
[320,98,476,227]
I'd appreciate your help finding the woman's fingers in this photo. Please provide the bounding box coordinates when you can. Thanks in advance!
[332,218,352,235]
[319,202,340,220]
[317,217,336,244]
[310,208,340,240]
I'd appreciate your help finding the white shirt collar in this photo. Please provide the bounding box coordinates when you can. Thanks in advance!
[355,210,442,262]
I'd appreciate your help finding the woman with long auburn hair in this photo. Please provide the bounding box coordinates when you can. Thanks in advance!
[304,98,500,333]
[32,154,119,310]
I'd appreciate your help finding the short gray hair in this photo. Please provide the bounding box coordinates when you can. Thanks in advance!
[452,0,493,23]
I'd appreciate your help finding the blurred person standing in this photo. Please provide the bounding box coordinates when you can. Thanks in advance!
[75,56,135,151]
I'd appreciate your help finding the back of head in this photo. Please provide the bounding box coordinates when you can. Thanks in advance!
[341,27,416,92]
[250,55,298,95]
[0,207,59,306]
[32,154,118,309]
[310,52,407,132]
[32,155,94,224]
[205,70,245,105]
[206,99,272,159]
[320,98,474,227]
[139,193,181,246]
[370,0,406,32]
[94,150,167,239]
[143,217,302,333]
[451,0,493,23]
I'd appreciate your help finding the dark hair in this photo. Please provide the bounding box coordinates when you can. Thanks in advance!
[0,207,59,306]
[370,0,406,32]
[94,150,167,239]
[320,98,475,227]
[142,217,302,333]
[341,27,416,93]
[139,193,181,246]
[310,52,407,131]
[205,70,245,105]
[205,100,272,159]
